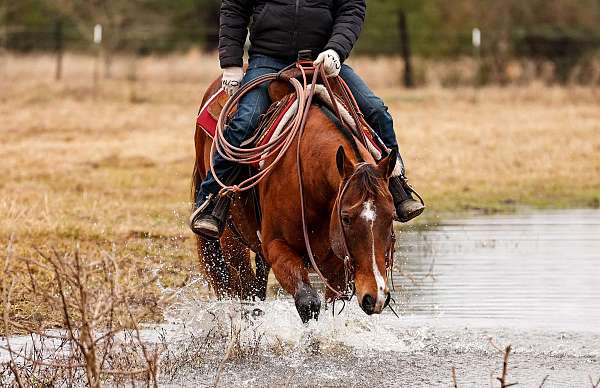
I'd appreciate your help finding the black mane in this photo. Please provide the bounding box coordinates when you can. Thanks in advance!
[353,164,387,200]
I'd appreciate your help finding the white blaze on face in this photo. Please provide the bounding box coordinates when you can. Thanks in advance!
[362,201,386,310]
[361,200,376,222]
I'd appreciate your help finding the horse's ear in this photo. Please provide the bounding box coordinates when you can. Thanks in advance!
[377,148,397,179]
[336,146,354,178]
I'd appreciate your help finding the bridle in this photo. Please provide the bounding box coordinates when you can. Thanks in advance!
[325,163,396,302]
[330,163,371,300]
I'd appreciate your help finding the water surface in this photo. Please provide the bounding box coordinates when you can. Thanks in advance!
[394,209,600,330]
[167,209,600,386]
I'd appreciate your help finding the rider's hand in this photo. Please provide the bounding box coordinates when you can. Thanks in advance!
[314,49,341,77]
[221,66,244,96]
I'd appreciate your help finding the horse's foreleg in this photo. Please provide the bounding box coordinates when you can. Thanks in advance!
[265,239,321,322]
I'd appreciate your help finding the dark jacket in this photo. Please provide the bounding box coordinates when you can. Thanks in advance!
[218,0,366,68]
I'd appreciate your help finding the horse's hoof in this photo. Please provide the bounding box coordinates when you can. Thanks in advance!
[294,283,321,323]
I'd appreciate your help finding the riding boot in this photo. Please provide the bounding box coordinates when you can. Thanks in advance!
[389,176,425,222]
[189,192,233,240]
[387,150,425,222]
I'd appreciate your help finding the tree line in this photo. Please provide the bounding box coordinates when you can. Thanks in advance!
[1,0,599,83]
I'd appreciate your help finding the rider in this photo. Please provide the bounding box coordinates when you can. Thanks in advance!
[191,0,424,238]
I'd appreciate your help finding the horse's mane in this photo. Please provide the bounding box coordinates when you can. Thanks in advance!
[353,164,387,200]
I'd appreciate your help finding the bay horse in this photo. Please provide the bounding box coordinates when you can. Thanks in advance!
[192,71,397,322]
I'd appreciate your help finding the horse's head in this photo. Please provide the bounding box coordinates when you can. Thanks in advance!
[330,146,397,315]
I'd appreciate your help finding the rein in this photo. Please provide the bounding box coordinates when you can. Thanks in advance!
[211,69,307,192]
[295,65,357,301]
[213,61,380,301]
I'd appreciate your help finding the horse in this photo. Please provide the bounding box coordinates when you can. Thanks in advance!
[192,70,397,322]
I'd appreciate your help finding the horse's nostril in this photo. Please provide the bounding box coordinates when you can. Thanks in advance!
[361,294,375,315]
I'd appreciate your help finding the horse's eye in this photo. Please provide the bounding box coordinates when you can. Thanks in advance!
[341,215,351,226]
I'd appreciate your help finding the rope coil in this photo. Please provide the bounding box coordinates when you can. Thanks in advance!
[211,68,308,192]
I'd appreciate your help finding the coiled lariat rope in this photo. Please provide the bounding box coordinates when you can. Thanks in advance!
[212,62,359,301]
[210,66,308,192]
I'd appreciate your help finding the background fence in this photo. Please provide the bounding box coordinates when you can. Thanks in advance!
[1,0,599,86]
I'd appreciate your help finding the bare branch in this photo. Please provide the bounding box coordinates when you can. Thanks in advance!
[496,345,518,388]
[488,337,504,354]
[2,235,25,388]
[451,366,458,388]
[3,245,161,387]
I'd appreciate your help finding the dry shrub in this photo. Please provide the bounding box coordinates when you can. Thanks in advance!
[1,238,162,387]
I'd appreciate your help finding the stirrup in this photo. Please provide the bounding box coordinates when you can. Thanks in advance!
[189,192,233,239]
[191,216,221,240]
[189,193,214,227]
[391,177,425,222]
[401,178,425,207]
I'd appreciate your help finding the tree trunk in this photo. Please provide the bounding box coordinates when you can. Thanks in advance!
[398,11,414,88]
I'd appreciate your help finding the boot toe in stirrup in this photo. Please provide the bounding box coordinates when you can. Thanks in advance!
[191,216,221,240]
[397,199,425,223]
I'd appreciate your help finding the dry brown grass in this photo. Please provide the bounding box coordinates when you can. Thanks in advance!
[0,52,599,325]
[390,84,600,213]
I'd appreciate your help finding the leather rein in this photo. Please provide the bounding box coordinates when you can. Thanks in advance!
[295,64,356,301]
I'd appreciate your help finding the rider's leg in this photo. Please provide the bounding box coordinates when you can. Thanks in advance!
[191,55,290,238]
[339,64,424,222]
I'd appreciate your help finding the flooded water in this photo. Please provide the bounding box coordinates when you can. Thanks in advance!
[394,209,600,330]
[2,210,600,386]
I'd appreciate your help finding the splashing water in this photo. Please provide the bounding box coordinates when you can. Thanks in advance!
[155,296,428,356]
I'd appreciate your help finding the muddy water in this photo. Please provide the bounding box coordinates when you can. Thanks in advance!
[2,210,600,386]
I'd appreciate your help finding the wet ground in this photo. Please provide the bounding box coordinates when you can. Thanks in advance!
[3,210,600,386]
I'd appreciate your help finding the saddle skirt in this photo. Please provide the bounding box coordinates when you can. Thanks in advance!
[196,84,386,169]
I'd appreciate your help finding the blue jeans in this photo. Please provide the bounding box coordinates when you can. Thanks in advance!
[197,54,398,205]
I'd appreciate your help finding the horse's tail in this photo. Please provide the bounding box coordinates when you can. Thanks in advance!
[190,104,233,297]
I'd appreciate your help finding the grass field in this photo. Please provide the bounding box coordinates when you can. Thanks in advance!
[1,53,599,327]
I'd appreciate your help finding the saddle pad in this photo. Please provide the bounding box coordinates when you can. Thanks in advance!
[196,88,228,138]
[196,85,386,170]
